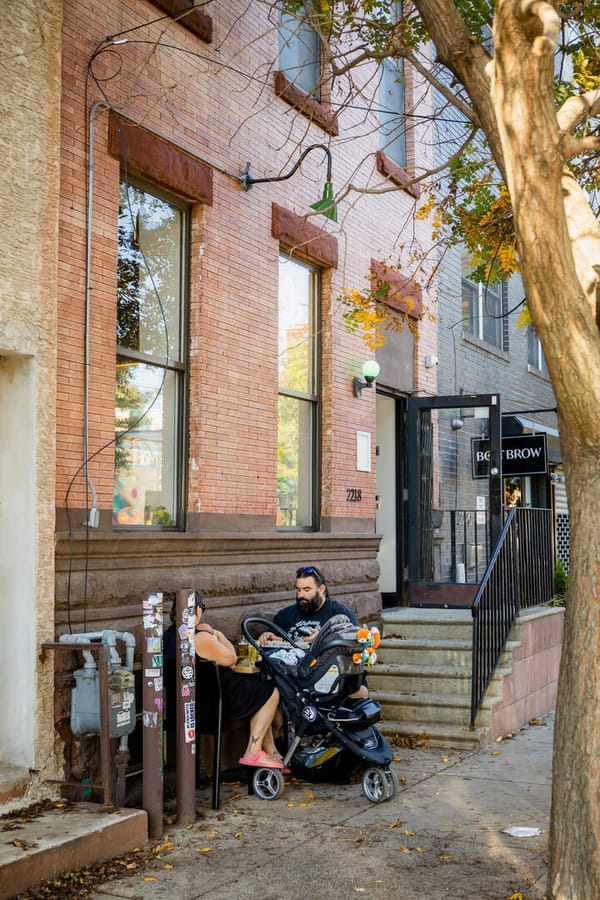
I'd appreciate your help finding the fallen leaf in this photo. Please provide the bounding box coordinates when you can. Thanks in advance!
[164,863,173,869]
[160,842,174,851]
[439,854,454,860]
[143,877,157,882]
[305,790,315,800]
[235,831,243,838]
[393,756,402,762]
[496,736,503,743]
[397,847,411,853]
[441,757,448,763]
[400,776,407,785]
[287,803,295,808]
[507,894,523,900]
[491,751,501,756]
[196,847,212,853]
[416,847,425,853]
[404,830,416,835]
[354,888,366,893]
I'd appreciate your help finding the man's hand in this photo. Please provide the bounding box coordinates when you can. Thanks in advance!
[258,631,281,647]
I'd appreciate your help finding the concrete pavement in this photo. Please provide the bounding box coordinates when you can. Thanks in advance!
[84,713,554,900]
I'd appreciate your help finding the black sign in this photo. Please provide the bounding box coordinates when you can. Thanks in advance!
[471,434,548,479]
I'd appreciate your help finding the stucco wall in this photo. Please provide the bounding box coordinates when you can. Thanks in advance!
[0,0,61,783]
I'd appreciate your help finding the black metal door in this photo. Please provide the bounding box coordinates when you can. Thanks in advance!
[406,394,502,606]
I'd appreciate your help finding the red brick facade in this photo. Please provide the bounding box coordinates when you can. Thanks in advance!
[55,0,436,639]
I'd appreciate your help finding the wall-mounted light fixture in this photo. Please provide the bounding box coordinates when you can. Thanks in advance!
[353,360,381,397]
[239,143,337,222]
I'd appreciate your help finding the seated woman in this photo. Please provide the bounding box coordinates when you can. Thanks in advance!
[192,595,283,769]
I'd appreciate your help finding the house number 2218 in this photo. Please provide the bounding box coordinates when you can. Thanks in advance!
[346,488,362,502]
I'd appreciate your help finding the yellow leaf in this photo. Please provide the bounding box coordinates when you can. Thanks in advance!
[496,736,503,743]
[393,756,401,762]
[404,830,416,836]
[197,847,212,853]
[235,831,243,838]
[491,751,501,756]
[164,864,173,869]
[354,889,367,893]
[400,776,407,785]
[439,854,454,860]
[54,802,65,808]
[143,877,157,882]
[208,830,218,838]
[397,847,411,853]
[160,842,174,851]
[416,847,425,853]
[287,803,295,808]
[507,894,523,900]
[305,790,315,800]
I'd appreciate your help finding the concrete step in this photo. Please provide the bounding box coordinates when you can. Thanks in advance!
[0,762,30,806]
[0,801,148,897]
[378,718,486,750]
[375,638,517,674]
[382,608,473,640]
[372,689,477,727]
[369,663,474,696]
[377,638,473,667]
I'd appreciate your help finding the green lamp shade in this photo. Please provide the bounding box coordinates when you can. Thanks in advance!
[311,182,337,222]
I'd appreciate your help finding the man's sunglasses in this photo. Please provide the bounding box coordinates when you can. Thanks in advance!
[296,566,325,585]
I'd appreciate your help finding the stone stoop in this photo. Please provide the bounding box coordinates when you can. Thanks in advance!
[0,763,31,808]
[0,802,148,898]
[370,608,518,750]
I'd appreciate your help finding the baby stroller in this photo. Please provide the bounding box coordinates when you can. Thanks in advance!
[241,615,398,804]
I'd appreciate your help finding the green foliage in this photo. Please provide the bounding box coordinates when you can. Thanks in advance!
[554,557,568,597]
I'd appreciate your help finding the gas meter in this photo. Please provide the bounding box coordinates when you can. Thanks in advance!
[60,631,136,737]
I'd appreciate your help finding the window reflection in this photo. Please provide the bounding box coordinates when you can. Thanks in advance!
[114,182,186,528]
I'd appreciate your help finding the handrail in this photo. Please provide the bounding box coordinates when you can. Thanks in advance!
[470,507,554,728]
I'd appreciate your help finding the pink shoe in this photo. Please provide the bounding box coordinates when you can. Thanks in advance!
[239,751,284,769]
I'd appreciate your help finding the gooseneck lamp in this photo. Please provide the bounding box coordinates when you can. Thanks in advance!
[353,360,381,397]
[239,143,337,222]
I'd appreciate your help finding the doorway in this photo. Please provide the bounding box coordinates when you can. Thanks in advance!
[406,394,503,607]
[375,393,407,608]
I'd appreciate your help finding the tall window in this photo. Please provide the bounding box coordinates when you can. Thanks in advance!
[114,180,187,528]
[461,255,506,350]
[378,1,406,167]
[278,7,320,97]
[277,255,320,529]
[528,327,549,375]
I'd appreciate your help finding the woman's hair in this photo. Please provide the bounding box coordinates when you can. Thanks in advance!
[169,590,205,624]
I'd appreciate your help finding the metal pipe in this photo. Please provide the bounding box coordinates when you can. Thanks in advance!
[83,100,111,528]
[142,592,164,838]
[175,589,197,824]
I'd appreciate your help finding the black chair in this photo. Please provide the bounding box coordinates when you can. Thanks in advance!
[164,631,230,811]
[195,659,227,810]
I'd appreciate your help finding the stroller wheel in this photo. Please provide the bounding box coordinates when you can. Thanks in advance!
[382,767,398,800]
[252,767,286,801]
[362,767,392,804]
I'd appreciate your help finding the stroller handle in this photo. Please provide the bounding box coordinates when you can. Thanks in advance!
[241,616,297,649]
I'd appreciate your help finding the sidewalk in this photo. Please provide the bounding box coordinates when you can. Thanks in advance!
[81,713,553,900]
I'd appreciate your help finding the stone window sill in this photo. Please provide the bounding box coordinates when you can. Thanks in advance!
[274,72,338,136]
[376,151,421,199]
[148,0,212,43]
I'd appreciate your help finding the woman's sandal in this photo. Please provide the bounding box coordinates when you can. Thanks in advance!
[239,751,283,769]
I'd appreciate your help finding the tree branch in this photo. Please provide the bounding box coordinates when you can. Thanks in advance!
[515,0,560,56]
[557,88,600,133]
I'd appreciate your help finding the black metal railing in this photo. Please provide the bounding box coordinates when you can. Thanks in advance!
[470,507,554,728]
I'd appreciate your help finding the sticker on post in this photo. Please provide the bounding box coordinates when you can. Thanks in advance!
[184,701,196,742]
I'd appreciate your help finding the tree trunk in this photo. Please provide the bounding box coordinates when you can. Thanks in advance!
[490,4,600,897]
[414,0,600,895]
